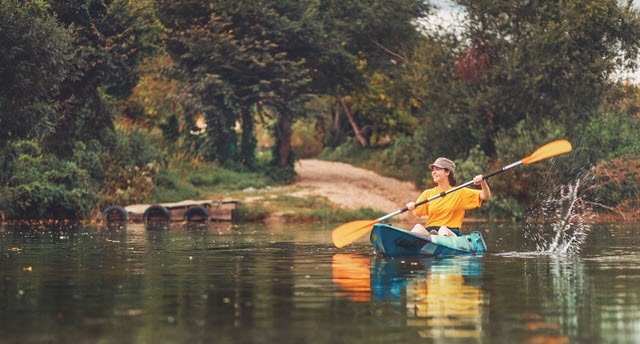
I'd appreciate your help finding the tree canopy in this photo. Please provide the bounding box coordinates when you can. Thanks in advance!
[1,0,640,220]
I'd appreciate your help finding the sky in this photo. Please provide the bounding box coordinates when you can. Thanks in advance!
[420,0,467,36]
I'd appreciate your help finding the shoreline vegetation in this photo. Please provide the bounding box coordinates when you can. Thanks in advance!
[1,158,635,227]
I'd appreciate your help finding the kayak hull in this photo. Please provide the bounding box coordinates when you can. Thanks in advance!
[369,223,487,257]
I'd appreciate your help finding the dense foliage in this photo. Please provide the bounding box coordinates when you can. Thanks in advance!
[1,0,640,220]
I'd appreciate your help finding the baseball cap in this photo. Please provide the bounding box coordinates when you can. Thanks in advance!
[429,157,456,172]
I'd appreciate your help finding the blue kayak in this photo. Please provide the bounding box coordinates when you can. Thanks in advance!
[369,223,487,257]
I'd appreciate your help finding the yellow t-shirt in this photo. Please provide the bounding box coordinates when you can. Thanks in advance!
[414,186,482,228]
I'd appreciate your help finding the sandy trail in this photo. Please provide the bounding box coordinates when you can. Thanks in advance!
[293,159,421,213]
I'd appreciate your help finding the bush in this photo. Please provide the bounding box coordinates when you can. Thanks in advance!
[583,112,640,160]
[0,141,99,220]
[100,126,164,207]
[234,202,271,222]
[586,156,640,217]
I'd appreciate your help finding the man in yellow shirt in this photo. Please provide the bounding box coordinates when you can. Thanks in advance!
[406,157,491,236]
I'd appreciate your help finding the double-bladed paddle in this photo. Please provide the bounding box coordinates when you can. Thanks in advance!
[331,139,573,248]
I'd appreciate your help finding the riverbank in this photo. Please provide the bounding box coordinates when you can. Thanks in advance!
[233,159,422,224]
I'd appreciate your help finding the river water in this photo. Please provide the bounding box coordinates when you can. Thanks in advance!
[0,218,639,344]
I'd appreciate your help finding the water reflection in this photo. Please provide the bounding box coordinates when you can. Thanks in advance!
[2,222,640,343]
[332,253,485,340]
[332,254,371,302]
[103,219,236,233]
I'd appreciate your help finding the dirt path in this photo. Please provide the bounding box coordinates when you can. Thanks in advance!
[293,159,421,213]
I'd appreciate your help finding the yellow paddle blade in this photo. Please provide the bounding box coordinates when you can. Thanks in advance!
[521,140,572,165]
[332,219,380,248]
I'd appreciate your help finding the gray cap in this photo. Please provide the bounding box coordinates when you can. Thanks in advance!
[429,157,456,172]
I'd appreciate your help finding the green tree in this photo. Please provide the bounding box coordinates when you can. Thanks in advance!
[312,0,431,147]
[159,0,430,178]
[0,0,74,147]
[399,0,640,163]
[46,0,165,157]
[159,0,312,175]
[1,0,165,219]
[0,0,86,219]
[47,0,166,212]
[449,0,640,156]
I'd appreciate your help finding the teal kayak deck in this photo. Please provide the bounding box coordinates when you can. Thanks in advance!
[370,223,487,257]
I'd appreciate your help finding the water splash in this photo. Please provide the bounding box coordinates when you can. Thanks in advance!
[525,178,594,256]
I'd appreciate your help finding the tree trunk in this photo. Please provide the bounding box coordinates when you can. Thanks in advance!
[240,107,257,168]
[333,94,340,130]
[338,94,367,147]
[276,114,292,167]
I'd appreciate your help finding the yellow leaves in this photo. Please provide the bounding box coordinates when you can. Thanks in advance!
[356,58,368,71]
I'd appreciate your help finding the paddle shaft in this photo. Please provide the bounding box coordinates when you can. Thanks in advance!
[378,160,523,222]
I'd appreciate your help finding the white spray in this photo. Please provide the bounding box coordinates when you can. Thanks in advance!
[531,178,594,255]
